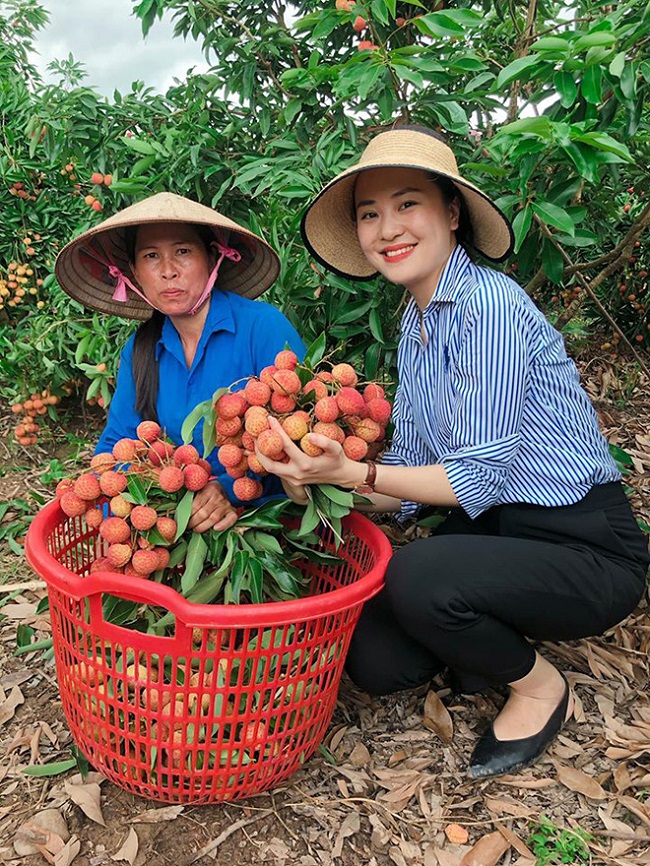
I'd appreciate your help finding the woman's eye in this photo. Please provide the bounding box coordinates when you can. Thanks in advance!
[177,247,191,255]
[359,211,376,221]
[400,200,417,210]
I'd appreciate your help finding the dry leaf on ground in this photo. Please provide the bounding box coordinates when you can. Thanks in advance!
[423,690,453,743]
[460,830,510,866]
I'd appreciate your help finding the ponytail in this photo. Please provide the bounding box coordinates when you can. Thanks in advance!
[132,310,165,423]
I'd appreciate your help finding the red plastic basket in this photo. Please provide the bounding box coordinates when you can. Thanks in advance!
[25,500,392,803]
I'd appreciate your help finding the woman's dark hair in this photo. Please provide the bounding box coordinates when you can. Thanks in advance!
[426,173,476,255]
[127,222,216,423]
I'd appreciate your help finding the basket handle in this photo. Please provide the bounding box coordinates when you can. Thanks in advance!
[81,572,194,651]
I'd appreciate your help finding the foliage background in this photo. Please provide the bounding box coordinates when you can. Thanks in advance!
[0,0,648,423]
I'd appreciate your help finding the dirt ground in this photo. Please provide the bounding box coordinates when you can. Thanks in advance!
[1,359,649,866]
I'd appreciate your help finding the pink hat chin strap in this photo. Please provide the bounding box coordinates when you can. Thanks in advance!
[187,241,241,316]
[104,240,241,316]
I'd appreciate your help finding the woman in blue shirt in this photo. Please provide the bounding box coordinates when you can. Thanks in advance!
[55,192,304,534]
[257,126,649,778]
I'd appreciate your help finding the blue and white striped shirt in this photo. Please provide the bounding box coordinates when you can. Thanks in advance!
[381,245,619,520]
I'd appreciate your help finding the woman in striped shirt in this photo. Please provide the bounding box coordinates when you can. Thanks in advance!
[258,126,648,778]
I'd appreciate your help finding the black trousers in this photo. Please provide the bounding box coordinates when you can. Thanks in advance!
[346,482,649,695]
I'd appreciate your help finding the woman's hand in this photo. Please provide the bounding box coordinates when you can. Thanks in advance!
[189,479,239,533]
[255,417,365,490]
[281,478,309,505]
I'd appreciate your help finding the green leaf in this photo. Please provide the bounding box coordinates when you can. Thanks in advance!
[499,116,552,138]
[303,332,327,368]
[554,71,578,109]
[496,55,541,90]
[532,202,575,235]
[541,241,564,284]
[512,206,533,253]
[299,496,321,537]
[581,66,602,104]
[531,36,569,53]
[574,31,617,51]
[317,484,355,509]
[181,532,208,594]
[181,394,218,447]
[121,135,157,155]
[126,475,148,506]
[23,759,78,777]
[174,490,195,539]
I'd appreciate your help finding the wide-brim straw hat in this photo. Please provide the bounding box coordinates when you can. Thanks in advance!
[301,128,514,279]
[55,192,281,320]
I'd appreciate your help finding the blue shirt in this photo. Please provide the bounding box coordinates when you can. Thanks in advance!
[96,290,305,504]
[382,245,619,520]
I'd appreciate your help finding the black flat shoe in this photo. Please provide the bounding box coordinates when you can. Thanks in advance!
[468,673,570,779]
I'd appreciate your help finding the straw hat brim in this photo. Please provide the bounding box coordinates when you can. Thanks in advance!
[55,192,281,320]
[301,135,514,280]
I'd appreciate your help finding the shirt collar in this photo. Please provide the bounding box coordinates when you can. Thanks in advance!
[401,245,472,334]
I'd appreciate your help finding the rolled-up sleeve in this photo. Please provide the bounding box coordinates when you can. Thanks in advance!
[440,293,529,517]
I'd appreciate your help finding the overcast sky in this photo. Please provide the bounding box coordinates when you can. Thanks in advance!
[32,0,209,96]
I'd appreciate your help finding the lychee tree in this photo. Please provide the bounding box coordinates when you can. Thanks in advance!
[0,0,648,431]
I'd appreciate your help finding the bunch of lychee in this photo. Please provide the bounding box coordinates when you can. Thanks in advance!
[214,350,391,500]
[55,420,213,579]
[11,389,60,446]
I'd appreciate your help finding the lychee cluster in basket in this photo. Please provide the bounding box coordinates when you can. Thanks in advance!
[53,421,323,611]
[183,340,391,540]
[55,420,211,579]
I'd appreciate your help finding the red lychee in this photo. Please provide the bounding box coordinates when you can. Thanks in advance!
[259,365,278,387]
[270,392,297,414]
[131,549,161,575]
[154,547,170,570]
[281,414,309,441]
[215,392,248,420]
[156,516,177,542]
[300,434,324,457]
[352,15,367,33]
[247,453,266,475]
[331,363,358,386]
[342,435,368,460]
[351,417,382,443]
[218,443,244,468]
[110,495,132,518]
[85,506,105,529]
[148,440,175,467]
[244,378,272,406]
[271,369,301,396]
[107,543,132,568]
[244,406,270,436]
[158,465,185,493]
[216,416,243,438]
[172,444,200,467]
[90,453,116,474]
[226,457,249,479]
[74,473,101,501]
[233,477,263,501]
[55,478,75,500]
[130,505,158,531]
[112,438,137,462]
[257,429,285,459]
[136,420,162,442]
[99,516,131,544]
[184,464,210,491]
[302,379,328,402]
[366,397,391,424]
[315,396,340,423]
[363,383,385,402]
[313,421,345,443]
[274,349,299,370]
[60,491,87,517]
[99,470,128,497]
[336,387,365,416]
[89,556,111,574]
